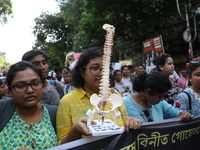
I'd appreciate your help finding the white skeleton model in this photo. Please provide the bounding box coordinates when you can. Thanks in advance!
[86,24,122,126]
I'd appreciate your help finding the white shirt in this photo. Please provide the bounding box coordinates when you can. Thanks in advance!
[170,71,179,80]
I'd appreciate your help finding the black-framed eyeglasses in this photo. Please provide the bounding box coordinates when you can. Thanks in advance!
[143,110,153,122]
[10,81,43,92]
[84,66,102,76]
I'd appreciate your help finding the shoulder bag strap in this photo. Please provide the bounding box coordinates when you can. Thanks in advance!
[182,91,192,111]
[43,104,58,132]
[127,95,148,122]
[0,98,15,132]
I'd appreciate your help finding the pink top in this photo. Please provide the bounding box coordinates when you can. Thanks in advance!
[177,76,187,90]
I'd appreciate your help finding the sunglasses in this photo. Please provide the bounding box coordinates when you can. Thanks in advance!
[143,110,153,122]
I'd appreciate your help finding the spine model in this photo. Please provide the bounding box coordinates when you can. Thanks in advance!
[99,24,115,103]
[86,24,122,126]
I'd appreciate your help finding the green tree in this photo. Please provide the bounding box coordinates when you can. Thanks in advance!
[33,12,70,66]
[33,0,199,65]
[80,0,188,56]
[33,0,85,66]
[0,0,12,24]
[0,56,6,68]
[0,56,10,72]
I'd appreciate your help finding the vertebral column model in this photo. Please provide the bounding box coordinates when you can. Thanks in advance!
[86,24,122,125]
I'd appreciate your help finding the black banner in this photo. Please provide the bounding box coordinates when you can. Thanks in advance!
[48,116,200,150]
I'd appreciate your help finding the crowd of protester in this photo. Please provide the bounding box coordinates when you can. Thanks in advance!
[0,48,199,149]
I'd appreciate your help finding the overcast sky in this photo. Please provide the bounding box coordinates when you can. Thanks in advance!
[0,0,59,64]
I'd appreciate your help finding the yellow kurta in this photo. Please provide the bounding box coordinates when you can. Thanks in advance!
[56,88,128,144]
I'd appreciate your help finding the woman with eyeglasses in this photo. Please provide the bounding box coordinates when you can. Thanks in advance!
[156,53,182,105]
[56,47,142,145]
[123,72,193,123]
[0,61,58,150]
[174,62,200,116]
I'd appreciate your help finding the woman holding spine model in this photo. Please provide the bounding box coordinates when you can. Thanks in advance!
[56,47,142,144]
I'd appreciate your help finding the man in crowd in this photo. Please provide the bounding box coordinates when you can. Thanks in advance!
[22,49,64,106]
[130,64,146,82]
[54,66,63,83]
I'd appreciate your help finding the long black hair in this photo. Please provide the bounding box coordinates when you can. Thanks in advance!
[156,53,171,71]
[110,69,121,88]
[72,47,103,88]
[133,72,172,95]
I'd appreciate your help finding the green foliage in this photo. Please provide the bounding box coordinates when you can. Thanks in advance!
[0,57,5,68]
[0,56,10,72]
[32,12,70,66]
[33,0,199,65]
[0,0,12,24]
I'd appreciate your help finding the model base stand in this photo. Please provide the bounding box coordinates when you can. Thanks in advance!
[88,119,124,136]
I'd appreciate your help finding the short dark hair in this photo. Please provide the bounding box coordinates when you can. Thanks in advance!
[133,72,172,95]
[62,67,70,71]
[72,47,103,88]
[54,66,62,73]
[138,64,146,69]
[179,65,187,71]
[156,53,171,71]
[22,49,48,61]
[121,65,129,71]
[63,70,72,76]
[128,65,133,70]
[6,61,45,88]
